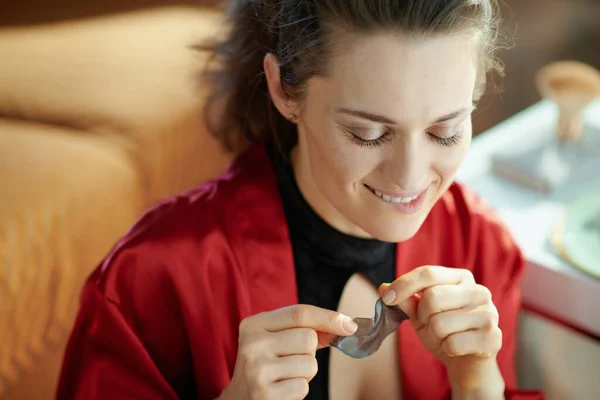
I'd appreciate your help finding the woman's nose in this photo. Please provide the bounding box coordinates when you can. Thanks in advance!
[387,134,430,190]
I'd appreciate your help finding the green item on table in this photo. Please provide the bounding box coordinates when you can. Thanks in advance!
[553,190,600,279]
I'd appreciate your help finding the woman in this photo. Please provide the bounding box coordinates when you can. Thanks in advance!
[57,1,545,399]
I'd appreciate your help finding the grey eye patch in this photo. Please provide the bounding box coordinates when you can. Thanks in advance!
[330,298,410,359]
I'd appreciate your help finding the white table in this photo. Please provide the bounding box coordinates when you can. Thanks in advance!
[457,98,600,339]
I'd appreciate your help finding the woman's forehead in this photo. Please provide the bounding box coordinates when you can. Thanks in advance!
[309,32,478,125]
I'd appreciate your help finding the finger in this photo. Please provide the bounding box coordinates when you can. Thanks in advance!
[441,326,503,358]
[263,355,318,383]
[397,295,419,321]
[255,304,358,336]
[316,332,338,350]
[378,282,391,295]
[427,305,499,342]
[378,284,419,321]
[265,378,310,400]
[269,328,319,356]
[379,266,475,306]
[417,284,492,326]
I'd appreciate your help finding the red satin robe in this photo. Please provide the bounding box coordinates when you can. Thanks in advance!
[56,144,545,400]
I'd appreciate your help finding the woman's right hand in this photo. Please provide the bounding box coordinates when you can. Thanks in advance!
[219,304,359,400]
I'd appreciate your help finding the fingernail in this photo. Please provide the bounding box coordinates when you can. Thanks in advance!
[342,316,358,333]
[382,289,396,305]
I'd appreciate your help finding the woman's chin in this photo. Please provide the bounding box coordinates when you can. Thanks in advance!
[361,216,427,243]
[371,228,421,243]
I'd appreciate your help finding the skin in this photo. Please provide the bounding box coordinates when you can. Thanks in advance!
[239,31,506,399]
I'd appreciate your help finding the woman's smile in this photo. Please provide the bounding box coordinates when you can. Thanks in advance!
[364,184,429,215]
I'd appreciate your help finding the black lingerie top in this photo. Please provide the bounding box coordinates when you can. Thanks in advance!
[266,143,396,400]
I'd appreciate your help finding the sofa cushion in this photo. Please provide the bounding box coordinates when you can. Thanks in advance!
[0,118,144,394]
[0,6,221,135]
[0,7,232,204]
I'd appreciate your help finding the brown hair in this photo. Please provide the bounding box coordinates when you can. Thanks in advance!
[200,0,506,153]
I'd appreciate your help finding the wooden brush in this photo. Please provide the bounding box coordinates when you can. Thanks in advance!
[535,61,600,142]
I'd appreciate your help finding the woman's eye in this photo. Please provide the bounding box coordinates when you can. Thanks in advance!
[334,119,391,148]
[336,121,464,149]
[347,129,391,148]
[426,127,464,147]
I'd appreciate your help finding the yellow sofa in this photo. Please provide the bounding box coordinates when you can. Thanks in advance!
[0,6,232,399]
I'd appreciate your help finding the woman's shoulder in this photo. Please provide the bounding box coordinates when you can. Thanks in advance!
[62,165,271,396]
[90,144,279,302]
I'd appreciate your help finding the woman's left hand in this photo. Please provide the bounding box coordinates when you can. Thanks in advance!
[378,265,504,395]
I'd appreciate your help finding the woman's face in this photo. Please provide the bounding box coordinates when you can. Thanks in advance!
[267,32,478,242]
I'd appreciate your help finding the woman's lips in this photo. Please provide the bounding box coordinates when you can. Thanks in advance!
[365,184,428,215]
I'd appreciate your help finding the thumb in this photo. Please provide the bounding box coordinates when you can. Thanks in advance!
[379,283,419,324]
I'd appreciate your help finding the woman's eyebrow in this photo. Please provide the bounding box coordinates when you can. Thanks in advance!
[335,108,397,124]
[335,106,475,125]
[432,106,475,124]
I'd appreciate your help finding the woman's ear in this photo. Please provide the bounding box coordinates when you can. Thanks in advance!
[264,53,298,122]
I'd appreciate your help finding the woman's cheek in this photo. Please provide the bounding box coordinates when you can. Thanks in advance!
[336,143,384,186]
[309,122,374,184]
[436,132,472,178]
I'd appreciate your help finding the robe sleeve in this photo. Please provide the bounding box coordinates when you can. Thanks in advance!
[466,193,546,400]
[55,237,203,400]
[56,188,246,400]
[56,278,180,399]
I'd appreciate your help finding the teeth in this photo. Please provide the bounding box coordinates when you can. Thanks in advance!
[373,190,418,204]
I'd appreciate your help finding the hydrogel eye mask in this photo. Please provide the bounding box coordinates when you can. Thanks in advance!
[330,298,410,359]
